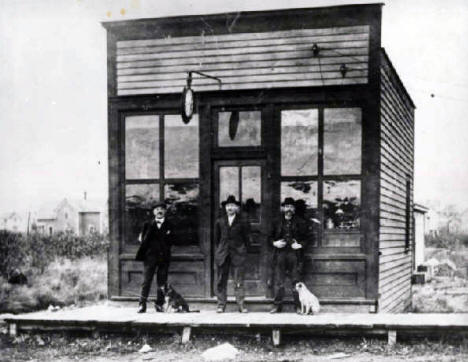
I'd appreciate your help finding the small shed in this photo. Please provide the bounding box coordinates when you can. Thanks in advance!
[414,203,429,269]
[103,3,415,313]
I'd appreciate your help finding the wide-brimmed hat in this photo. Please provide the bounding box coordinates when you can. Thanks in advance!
[281,197,295,207]
[221,195,240,207]
[152,201,167,210]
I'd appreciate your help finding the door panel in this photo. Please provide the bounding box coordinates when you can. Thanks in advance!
[214,160,267,297]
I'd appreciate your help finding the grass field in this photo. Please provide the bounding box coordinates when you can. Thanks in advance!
[0,256,107,314]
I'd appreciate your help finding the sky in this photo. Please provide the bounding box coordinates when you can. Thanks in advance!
[0,0,467,215]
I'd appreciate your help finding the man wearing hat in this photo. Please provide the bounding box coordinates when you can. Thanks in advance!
[270,197,307,313]
[135,201,175,313]
[214,195,251,313]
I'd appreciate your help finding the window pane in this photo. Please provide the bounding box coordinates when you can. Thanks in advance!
[125,115,159,179]
[323,180,361,231]
[125,184,160,245]
[165,115,199,178]
[324,108,362,175]
[165,183,199,246]
[242,166,261,223]
[281,109,318,176]
[218,111,261,147]
[281,181,318,247]
[219,166,239,207]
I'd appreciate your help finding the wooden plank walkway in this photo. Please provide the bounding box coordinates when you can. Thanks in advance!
[5,305,468,346]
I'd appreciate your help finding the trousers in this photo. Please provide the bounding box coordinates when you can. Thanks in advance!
[139,258,169,306]
[215,256,245,307]
[272,249,302,307]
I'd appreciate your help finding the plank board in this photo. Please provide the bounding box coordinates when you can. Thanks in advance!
[5,305,468,330]
[115,25,369,95]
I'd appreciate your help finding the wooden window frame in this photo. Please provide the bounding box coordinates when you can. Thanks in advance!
[123,111,200,246]
[279,104,364,250]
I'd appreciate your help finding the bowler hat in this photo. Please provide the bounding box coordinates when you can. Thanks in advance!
[152,201,167,210]
[281,197,295,207]
[221,195,240,207]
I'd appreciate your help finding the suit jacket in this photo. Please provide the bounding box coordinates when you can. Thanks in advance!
[214,214,251,266]
[270,215,308,252]
[135,219,174,262]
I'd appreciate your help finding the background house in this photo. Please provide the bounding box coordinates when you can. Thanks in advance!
[0,212,26,232]
[34,195,108,236]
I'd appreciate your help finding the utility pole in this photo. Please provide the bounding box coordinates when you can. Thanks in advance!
[27,211,30,236]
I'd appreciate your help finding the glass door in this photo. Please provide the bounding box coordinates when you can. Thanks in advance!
[213,160,268,297]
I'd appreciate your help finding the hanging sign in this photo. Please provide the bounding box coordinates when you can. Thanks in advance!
[181,86,194,124]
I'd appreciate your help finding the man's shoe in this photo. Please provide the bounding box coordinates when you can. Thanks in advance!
[137,303,146,313]
[155,304,164,312]
[216,306,225,313]
[269,306,281,314]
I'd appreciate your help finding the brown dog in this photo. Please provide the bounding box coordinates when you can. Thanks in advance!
[295,282,320,315]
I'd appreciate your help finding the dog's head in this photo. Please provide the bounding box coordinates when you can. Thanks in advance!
[163,284,174,296]
[295,281,305,292]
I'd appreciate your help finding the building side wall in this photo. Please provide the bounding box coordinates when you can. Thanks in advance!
[378,52,415,312]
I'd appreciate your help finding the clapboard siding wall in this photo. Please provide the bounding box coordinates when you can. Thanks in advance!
[116,25,369,95]
[378,50,415,313]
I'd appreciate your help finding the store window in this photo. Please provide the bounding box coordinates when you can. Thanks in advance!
[324,108,362,175]
[124,114,200,247]
[281,107,362,249]
[281,109,318,176]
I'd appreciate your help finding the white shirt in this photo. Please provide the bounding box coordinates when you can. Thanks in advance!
[155,218,165,228]
[227,214,236,226]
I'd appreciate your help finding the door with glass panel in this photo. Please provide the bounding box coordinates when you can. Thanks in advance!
[213,160,268,297]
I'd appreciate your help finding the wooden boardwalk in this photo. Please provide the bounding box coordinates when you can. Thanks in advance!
[5,305,468,346]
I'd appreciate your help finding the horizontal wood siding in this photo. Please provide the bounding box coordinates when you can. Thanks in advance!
[116,26,369,95]
[378,50,415,313]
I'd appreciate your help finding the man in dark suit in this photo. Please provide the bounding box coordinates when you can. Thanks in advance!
[135,201,174,313]
[214,195,251,313]
[270,197,308,313]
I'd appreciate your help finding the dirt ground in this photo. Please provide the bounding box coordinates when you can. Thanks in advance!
[1,326,468,362]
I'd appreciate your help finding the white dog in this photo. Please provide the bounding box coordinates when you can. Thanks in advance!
[295,282,320,315]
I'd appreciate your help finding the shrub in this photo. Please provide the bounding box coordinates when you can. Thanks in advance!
[0,256,107,314]
[0,230,109,278]
[0,230,109,313]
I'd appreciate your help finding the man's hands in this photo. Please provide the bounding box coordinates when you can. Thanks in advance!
[273,239,286,248]
[273,239,303,249]
[291,240,302,250]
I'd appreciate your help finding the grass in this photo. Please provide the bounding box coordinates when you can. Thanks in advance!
[412,276,468,313]
[0,256,107,314]
[1,330,468,361]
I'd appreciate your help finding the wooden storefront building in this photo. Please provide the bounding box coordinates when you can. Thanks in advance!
[103,3,416,313]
